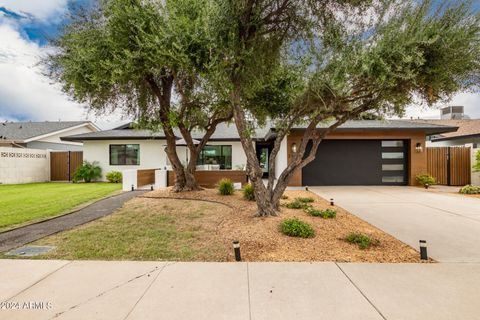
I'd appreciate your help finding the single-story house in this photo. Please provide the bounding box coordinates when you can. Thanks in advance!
[61,120,457,186]
[0,121,99,151]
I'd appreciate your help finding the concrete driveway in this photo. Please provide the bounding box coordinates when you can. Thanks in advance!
[311,186,480,263]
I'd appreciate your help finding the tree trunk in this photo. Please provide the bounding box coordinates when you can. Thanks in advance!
[183,151,202,191]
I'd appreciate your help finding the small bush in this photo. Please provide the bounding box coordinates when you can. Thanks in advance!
[73,161,102,183]
[306,207,336,219]
[281,195,289,200]
[218,178,234,195]
[285,199,311,209]
[459,185,480,194]
[280,218,315,238]
[345,232,379,249]
[106,171,122,183]
[243,183,255,201]
[297,197,314,203]
[416,174,435,186]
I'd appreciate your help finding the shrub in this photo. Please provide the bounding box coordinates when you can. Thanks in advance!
[72,161,102,183]
[106,171,122,183]
[243,183,255,201]
[218,178,234,195]
[459,185,480,194]
[416,174,435,187]
[285,199,311,209]
[280,218,315,238]
[281,195,289,200]
[306,207,336,219]
[297,197,314,203]
[474,150,480,172]
[345,232,379,249]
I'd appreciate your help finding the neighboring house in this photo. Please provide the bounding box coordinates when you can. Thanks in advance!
[62,120,456,186]
[413,119,480,148]
[0,121,99,151]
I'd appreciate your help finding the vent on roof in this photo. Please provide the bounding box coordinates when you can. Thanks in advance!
[440,106,470,119]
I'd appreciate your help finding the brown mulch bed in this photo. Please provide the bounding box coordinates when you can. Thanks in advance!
[137,188,424,263]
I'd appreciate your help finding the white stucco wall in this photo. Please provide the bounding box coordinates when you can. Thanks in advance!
[472,147,480,186]
[427,137,480,147]
[275,137,288,179]
[83,140,168,181]
[0,147,50,184]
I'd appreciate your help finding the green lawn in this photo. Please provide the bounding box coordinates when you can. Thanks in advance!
[0,183,121,231]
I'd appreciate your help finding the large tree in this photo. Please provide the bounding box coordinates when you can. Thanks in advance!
[208,0,480,216]
[47,0,231,191]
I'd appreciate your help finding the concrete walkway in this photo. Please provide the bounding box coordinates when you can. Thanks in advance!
[0,260,479,320]
[0,191,146,252]
[311,186,480,263]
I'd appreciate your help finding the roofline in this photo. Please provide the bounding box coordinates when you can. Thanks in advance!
[431,133,480,142]
[290,126,459,135]
[61,135,167,142]
[23,122,99,143]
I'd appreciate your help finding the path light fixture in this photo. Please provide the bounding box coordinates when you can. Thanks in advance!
[291,142,297,153]
[415,142,423,153]
[131,184,134,191]
[233,240,241,261]
[419,240,428,260]
[330,198,334,206]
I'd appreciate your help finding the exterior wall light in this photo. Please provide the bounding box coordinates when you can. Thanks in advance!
[415,142,423,153]
[291,142,297,153]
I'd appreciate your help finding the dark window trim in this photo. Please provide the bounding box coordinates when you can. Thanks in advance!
[197,145,233,169]
[109,144,140,166]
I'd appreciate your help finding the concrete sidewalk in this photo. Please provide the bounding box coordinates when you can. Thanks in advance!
[1,260,479,320]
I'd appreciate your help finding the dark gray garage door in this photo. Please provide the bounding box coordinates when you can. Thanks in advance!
[302,139,408,186]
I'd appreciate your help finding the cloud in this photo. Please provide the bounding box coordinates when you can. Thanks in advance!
[403,93,480,119]
[0,0,68,21]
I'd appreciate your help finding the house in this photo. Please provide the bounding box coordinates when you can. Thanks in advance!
[0,121,99,151]
[61,120,456,186]
[415,119,480,148]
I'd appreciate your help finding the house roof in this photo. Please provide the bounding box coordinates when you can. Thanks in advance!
[0,121,97,143]
[412,119,480,141]
[290,119,458,135]
[61,119,458,142]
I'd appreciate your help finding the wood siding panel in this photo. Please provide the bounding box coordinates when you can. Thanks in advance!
[69,151,83,179]
[167,170,247,188]
[450,147,471,186]
[427,147,470,186]
[137,169,156,187]
[427,147,448,185]
[50,152,69,181]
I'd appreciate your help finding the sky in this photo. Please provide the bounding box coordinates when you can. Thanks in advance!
[0,1,479,128]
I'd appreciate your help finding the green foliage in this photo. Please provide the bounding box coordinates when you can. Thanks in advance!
[345,233,379,249]
[306,207,337,219]
[416,174,436,186]
[281,195,289,200]
[459,185,480,195]
[285,200,310,210]
[280,218,315,238]
[474,150,480,172]
[218,178,234,195]
[73,161,102,183]
[297,197,314,203]
[106,171,123,183]
[242,183,255,201]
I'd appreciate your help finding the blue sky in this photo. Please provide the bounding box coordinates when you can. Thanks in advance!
[0,0,479,125]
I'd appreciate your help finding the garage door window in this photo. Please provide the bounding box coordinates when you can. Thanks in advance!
[382,176,404,183]
[382,164,404,171]
[381,141,404,147]
[382,152,404,159]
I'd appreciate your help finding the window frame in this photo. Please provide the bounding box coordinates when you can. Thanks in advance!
[197,145,233,169]
[109,144,140,166]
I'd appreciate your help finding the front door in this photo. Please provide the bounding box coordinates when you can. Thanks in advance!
[256,144,273,178]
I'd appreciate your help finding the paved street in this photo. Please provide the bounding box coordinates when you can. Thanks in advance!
[1,260,480,320]
[311,186,480,262]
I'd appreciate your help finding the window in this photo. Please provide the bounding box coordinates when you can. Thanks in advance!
[381,140,404,147]
[382,152,404,159]
[382,176,404,183]
[197,145,232,169]
[382,164,404,171]
[110,144,140,165]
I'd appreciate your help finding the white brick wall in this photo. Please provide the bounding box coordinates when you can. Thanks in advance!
[0,147,50,184]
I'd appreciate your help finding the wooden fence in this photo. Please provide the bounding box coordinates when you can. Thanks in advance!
[50,151,83,181]
[167,170,248,188]
[427,147,471,186]
[137,169,156,187]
